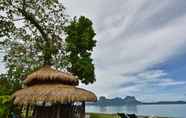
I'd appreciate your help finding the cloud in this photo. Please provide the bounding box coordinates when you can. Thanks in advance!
[63,0,186,101]
[158,79,186,86]
[94,5,186,75]
[62,0,186,101]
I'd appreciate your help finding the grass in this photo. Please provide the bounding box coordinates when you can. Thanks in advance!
[88,113,118,118]
[87,113,170,118]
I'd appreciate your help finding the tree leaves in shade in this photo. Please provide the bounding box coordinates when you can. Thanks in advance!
[64,16,96,85]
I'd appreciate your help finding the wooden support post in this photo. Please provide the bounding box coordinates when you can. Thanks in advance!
[20,105,23,114]
[81,102,85,118]
[32,106,36,118]
[57,104,61,118]
[25,105,30,118]
[83,102,85,112]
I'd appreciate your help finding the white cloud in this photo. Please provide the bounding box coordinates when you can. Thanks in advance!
[64,0,186,101]
[158,79,186,86]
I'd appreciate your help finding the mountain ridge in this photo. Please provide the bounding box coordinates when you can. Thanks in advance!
[88,96,186,106]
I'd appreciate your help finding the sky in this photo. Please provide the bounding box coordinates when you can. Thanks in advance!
[0,0,186,102]
[62,0,186,102]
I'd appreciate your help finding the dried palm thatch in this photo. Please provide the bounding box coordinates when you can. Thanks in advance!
[24,66,79,86]
[12,84,97,105]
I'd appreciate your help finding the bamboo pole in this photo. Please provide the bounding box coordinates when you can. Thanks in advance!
[81,102,85,118]
[25,105,30,118]
[83,102,85,118]
[20,105,23,114]
[32,106,36,118]
[57,104,61,118]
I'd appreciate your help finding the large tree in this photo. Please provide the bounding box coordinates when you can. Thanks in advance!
[0,0,96,86]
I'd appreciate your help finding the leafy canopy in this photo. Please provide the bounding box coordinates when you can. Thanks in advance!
[0,0,96,85]
[65,16,96,84]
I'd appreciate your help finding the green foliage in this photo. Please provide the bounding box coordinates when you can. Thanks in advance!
[0,1,96,86]
[0,75,21,96]
[0,95,11,118]
[0,0,67,80]
[64,16,96,84]
[89,113,116,118]
[0,78,21,118]
[0,95,21,118]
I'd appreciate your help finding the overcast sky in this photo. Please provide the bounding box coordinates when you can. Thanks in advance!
[63,0,186,102]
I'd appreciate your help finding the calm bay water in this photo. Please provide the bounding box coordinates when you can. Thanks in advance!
[86,104,186,118]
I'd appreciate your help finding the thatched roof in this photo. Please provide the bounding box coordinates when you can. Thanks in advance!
[13,65,97,105]
[24,66,79,86]
[12,84,97,105]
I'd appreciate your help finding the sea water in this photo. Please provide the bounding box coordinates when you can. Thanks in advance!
[86,104,186,118]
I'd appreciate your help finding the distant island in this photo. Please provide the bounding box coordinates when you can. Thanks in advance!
[88,96,186,106]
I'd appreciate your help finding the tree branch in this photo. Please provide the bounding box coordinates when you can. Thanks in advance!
[17,1,52,65]
[18,0,47,40]
[12,18,25,21]
[18,8,47,40]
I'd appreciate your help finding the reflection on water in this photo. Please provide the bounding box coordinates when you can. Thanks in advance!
[126,105,137,113]
[92,105,138,114]
[99,106,107,112]
[86,104,186,118]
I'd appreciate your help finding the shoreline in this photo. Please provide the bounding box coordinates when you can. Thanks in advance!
[87,103,186,106]
[87,113,171,118]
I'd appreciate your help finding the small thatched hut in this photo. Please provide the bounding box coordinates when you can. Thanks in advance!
[12,65,97,118]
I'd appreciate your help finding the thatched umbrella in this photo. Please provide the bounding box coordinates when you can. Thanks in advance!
[12,65,97,118]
